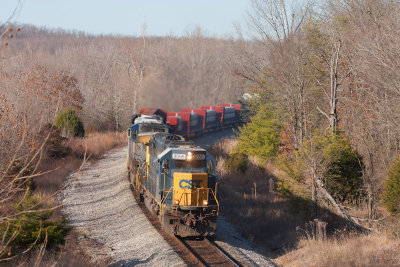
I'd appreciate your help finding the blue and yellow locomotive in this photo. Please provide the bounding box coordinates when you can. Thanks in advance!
[127,115,219,237]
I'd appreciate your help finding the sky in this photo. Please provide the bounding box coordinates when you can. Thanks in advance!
[0,0,251,38]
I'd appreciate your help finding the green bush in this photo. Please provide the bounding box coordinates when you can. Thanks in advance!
[54,108,84,138]
[324,134,364,203]
[297,132,364,204]
[237,104,281,161]
[382,156,400,214]
[0,193,71,258]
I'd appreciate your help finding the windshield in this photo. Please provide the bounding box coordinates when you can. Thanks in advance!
[190,159,205,169]
[173,159,205,170]
[173,160,187,169]
[139,126,166,133]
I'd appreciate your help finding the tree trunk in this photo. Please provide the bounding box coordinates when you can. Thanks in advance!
[316,178,367,230]
[311,163,318,218]
[329,40,341,134]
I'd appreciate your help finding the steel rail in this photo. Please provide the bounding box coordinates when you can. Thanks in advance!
[205,237,242,267]
[176,236,243,267]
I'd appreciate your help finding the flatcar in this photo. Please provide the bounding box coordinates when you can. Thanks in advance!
[127,115,219,237]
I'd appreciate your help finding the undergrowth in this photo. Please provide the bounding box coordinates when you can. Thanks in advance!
[1,192,71,259]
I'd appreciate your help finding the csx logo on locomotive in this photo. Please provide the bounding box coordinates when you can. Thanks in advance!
[179,179,202,189]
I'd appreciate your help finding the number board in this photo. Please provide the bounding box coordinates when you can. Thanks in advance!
[172,153,186,160]
[193,154,206,160]
[172,152,205,160]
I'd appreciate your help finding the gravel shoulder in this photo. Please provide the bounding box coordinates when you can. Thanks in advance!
[215,216,276,267]
[61,146,185,266]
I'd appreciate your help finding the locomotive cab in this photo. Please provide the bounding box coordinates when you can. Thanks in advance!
[149,134,219,236]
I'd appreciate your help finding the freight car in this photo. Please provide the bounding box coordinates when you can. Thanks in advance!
[141,103,242,138]
[127,115,219,237]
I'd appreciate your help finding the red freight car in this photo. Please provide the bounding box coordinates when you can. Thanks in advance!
[195,108,219,131]
[219,105,237,126]
[221,103,241,123]
[179,111,203,137]
[201,105,239,126]
[166,112,186,137]
[200,106,223,126]
[138,103,241,138]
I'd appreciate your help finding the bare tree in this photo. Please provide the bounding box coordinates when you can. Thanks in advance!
[241,0,317,149]
[248,0,313,45]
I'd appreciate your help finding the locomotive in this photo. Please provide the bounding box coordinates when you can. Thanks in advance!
[127,114,219,237]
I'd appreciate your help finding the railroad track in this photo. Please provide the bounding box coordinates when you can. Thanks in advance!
[177,235,243,267]
[130,182,243,266]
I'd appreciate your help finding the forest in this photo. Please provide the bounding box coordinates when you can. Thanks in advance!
[1,0,400,266]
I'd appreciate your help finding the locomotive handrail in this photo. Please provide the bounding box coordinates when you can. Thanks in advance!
[160,187,173,216]
[160,187,219,216]
[136,160,147,189]
[180,187,219,215]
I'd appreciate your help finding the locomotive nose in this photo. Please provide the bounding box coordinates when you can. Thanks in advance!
[173,173,208,207]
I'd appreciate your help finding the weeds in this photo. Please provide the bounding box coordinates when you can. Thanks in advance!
[67,131,126,159]
[276,233,400,267]
[0,192,71,259]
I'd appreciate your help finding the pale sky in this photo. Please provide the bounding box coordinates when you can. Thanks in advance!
[0,0,251,38]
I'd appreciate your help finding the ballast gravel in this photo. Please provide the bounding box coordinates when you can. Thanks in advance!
[215,216,276,267]
[61,146,185,266]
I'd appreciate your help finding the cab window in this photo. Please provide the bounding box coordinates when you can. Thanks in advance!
[190,159,205,169]
[161,159,170,174]
[173,160,186,169]
[207,160,216,176]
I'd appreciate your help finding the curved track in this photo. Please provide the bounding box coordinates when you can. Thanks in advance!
[177,236,242,267]
[130,181,243,267]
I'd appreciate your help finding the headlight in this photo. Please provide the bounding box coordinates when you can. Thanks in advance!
[203,200,208,206]
[187,151,193,160]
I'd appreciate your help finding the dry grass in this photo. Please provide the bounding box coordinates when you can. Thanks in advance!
[275,233,400,267]
[34,156,83,195]
[209,138,239,158]
[219,166,303,254]
[68,131,126,159]
[209,138,306,255]
[218,151,389,263]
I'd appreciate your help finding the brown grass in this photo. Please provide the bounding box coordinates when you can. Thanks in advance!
[209,138,239,159]
[275,233,400,267]
[210,138,305,255]
[34,156,83,195]
[211,137,400,266]
[68,131,126,159]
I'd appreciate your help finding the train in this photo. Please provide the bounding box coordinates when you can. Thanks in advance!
[127,103,241,237]
[139,103,241,138]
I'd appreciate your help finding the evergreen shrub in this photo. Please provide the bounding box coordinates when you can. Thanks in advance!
[382,156,400,214]
[54,108,84,138]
